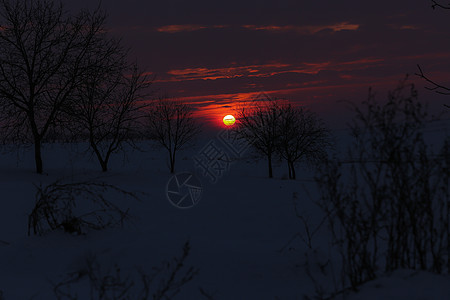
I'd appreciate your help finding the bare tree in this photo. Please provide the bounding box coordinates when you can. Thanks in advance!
[237,98,283,178]
[0,0,107,174]
[277,104,330,180]
[147,97,201,173]
[68,36,150,172]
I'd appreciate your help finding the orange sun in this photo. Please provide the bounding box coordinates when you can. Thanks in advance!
[223,114,236,126]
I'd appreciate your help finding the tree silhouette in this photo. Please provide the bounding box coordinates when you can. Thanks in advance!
[0,0,107,173]
[237,98,329,179]
[147,97,201,174]
[277,104,330,179]
[68,38,150,172]
[237,98,282,178]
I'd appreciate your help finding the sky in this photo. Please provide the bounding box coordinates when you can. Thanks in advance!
[65,0,450,129]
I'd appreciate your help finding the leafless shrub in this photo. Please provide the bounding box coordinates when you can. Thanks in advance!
[54,258,134,300]
[279,191,327,253]
[292,192,327,250]
[52,241,199,300]
[28,180,138,236]
[152,241,199,300]
[315,79,450,291]
[302,249,343,300]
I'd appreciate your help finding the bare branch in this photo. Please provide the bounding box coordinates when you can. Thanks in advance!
[416,65,450,108]
[431,0,450,9]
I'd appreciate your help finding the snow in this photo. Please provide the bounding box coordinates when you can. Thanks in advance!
[0,129,450,299]
[347,270,450,300]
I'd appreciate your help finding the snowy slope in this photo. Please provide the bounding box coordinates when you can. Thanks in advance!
[0,130,449,299]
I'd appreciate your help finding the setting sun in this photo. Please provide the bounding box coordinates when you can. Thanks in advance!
[223,114,236,126]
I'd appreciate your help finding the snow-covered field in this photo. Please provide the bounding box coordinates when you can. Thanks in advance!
[1,127,450,299]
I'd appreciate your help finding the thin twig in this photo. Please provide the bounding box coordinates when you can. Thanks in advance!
[415,65,450,108]
[431,0,450,9]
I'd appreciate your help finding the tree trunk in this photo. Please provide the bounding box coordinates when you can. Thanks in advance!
[91,140,108,172]
[290,161,296,180]
[287,160,292,179]
[95,151,108,172]
[34,137,43,174]
[170,151,176,174]
[100,160,108,172]
[267,153,273,178]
